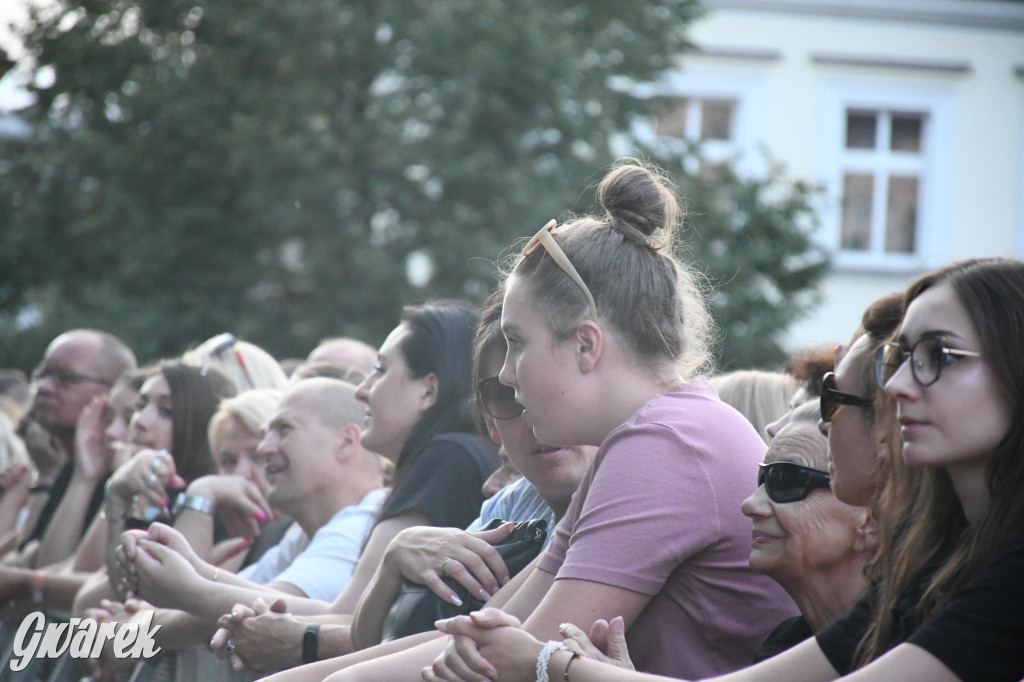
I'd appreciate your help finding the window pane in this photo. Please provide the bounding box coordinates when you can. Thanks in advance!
[885,174,918,253]
[841,173,874,251]
[701,99,734,141]
[845,111,877,149]
[890,114,923,153]
[653,98,688,138]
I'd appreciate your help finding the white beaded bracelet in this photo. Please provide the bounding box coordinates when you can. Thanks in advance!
[536,640,569,682]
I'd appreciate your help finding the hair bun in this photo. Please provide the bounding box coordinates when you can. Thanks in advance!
[597,159,679,248]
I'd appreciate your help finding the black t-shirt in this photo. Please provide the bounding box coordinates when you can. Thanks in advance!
[752,615,814,663]
[25,463,107,546]
[378,432,498,530]
[816,528,1024,682]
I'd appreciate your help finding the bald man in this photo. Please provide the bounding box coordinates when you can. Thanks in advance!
[23,329,136,549]
[102,378,387,655]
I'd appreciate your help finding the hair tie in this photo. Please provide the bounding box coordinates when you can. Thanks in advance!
[607,216,617,231]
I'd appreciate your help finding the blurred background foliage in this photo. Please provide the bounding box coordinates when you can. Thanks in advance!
[0,0,828,370]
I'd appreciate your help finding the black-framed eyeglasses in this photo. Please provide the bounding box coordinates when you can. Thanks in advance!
[477,376,524,421]
[757,461,831,503]
[31,365,112,389]
[820,372,873,423]
[874,338,981,389]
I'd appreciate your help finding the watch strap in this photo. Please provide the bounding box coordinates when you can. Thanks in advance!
[302,623,321,664]
[174,492,215,516]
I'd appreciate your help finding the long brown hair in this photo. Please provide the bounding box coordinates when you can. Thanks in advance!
[857,258,1024,665]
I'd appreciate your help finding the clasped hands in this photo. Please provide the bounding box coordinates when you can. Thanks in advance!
[421,608,634,682]
[115,522,212,606]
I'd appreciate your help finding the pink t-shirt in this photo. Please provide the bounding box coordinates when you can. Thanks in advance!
[537,379,798,678]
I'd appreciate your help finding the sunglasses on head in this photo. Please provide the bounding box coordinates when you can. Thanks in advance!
[820,372,873,423]
[477,377,525,421]
[757,461,831,503]
[523,219,598,321]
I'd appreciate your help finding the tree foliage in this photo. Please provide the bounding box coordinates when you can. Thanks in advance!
[0,0,827,372]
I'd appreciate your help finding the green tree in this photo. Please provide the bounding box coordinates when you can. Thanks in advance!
[663,152,829,370]
[1,0,826,371]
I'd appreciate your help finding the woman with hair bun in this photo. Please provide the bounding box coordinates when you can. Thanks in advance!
[290,160,795,682]
[432,159,795,677]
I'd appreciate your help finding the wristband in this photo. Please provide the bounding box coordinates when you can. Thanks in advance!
[174,492,214,516]
[302,623,321,664]
[563,651,582,681]
[536,640,568,682]
[31,571,46,605]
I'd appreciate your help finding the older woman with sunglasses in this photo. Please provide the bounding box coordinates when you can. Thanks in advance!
[741,400,875,662]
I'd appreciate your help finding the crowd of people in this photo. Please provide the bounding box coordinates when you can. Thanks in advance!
[1,159,1021,682]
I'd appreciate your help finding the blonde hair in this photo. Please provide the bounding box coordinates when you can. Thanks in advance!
[711,370,798,444]
[208,389,283,463]
[184,333,288,392]
[0,411,29,471]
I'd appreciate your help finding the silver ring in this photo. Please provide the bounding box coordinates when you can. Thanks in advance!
[440,558,455,577]
[224,640,236,655]
[146,472,158,487]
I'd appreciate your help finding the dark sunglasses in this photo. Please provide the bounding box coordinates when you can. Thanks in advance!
[477,377,524,421]
[820,372,873,423]
[757,461,831,503]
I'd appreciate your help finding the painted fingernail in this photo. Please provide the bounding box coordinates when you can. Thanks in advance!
[254,510,267,521]
[479,589,490,600]
[450,594,463,606]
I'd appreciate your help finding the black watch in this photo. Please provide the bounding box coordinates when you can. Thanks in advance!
[302,623,321,664]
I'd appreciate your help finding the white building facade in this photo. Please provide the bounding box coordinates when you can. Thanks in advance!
[659,0,1024,347]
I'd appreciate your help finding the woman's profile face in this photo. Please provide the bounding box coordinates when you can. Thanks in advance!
[129,373,174,453]
[103,382,140,452]
[481,348,593,507]
[741,421,868,588]
[820,336,878,507]
[884,281,1012,475]
[498,275,583,447]
[354,323,435,461]
[218,416,270,497]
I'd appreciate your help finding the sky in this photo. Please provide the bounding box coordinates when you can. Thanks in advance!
[0,0,35,112]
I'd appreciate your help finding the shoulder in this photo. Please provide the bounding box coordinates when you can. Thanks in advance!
[602,379,764,464]
[412,432,497,471]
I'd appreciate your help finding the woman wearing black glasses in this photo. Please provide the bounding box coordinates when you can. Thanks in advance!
[818,292,903,507]
[428,258,1024,682]
[741,400,875,662]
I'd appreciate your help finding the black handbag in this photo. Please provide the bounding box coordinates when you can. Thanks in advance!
[380,518,548,642]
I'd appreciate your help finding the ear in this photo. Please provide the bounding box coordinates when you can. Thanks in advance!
[417,372,439,413]
[575,320,604,375]
[335,423,362,462]
[853,509,879,553]
[482,410,503,446]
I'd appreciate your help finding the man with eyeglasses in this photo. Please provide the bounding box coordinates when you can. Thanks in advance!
[18,329,136,557]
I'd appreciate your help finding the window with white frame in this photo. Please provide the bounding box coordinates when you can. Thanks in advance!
[627,71,768,179]
[651,97,737,178]
[839,109,925,256]
[817,82,954,271]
